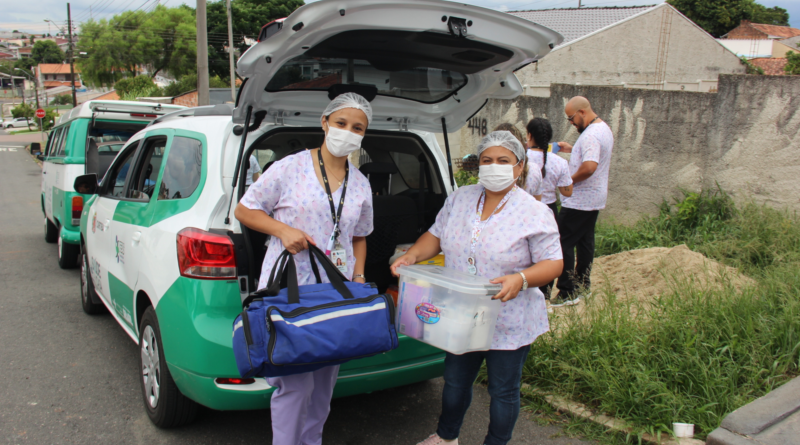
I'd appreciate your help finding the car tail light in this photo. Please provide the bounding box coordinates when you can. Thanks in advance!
[130,113,158,118]
[71,196,83,226]
[215,377,256,385]
[176,228,236,279]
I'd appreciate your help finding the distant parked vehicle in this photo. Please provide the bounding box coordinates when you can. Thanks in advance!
[3,117,30,129]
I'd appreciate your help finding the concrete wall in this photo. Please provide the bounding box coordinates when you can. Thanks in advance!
[455,75,800,223]
[515,5,745,94]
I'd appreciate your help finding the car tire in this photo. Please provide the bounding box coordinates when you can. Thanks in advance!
[80,252,106,315]
[139,307,198,428]
[44,216,58,243]
[57,227,80,269]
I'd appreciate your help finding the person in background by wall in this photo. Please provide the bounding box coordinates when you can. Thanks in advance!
[525,117,573,299]
[245,153,260,192]
[551,96,614,308]
[493,122,543,201]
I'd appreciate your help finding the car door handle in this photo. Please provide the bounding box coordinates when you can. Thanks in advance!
[131,232,142,243]
[104,219,110,229]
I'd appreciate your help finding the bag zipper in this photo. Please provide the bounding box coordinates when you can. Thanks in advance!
[238,310,255,371]
[266,293,394,367]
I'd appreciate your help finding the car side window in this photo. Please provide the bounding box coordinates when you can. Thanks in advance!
[159,137,202,200]
[55,124,70,157]
[103,143,139,198]
[45,128,60,157]
[126,137,167,201]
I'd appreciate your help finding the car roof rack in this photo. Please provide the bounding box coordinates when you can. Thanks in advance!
[147,103,234,127]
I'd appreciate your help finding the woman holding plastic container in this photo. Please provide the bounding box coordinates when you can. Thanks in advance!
[391,131,563,445]
[234,92,374,445]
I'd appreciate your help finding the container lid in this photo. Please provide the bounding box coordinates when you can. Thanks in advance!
[397,265,502,294]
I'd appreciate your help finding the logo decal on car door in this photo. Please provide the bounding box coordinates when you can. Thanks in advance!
[115,236,125,264]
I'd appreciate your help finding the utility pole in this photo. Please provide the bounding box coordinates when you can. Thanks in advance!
[67,3,77,107]
[226,0,236,102]
[196,0,210,106]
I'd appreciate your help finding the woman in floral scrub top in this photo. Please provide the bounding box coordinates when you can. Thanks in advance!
[235,93,374,445]
[392,131,563,445]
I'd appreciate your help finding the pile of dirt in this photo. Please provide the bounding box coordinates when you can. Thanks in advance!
[589,244,755,302]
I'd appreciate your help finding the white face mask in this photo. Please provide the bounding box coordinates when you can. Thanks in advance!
[324,125,363,157]
[479,162,519,192]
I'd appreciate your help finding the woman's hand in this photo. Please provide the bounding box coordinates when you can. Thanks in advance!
[390,253,418,277]
[490,273,525,302]
[277,226,316,254]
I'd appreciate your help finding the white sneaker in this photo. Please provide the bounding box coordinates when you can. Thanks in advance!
[416,434,458,445]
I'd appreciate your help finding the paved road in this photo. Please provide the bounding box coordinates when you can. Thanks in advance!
[0,139,591,445]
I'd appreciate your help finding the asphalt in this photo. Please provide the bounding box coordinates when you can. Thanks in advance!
[0,136,592,445]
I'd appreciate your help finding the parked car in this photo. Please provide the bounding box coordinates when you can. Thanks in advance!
[75,0,562,428]
[41,100,186,268]
[3,117,31,129]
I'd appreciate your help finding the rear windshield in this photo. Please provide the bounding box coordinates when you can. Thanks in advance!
[264,30,513,103]
[266,56,467,103]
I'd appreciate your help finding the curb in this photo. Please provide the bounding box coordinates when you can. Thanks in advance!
[522,384,705,445]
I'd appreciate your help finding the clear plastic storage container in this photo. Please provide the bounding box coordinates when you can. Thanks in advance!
[396,265,502,354]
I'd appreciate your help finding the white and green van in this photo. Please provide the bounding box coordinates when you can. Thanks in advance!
[75,0,562,428]
[41,100,186,268]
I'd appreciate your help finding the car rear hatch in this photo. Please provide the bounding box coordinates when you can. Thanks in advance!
[233,0,563,133]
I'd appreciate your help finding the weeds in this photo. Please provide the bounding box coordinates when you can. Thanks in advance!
[526,188,800,441]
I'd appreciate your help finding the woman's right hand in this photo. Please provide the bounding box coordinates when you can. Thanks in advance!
[390,253,418,277]
[278,225,316,254]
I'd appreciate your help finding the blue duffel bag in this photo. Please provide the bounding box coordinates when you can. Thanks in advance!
[232,244,399,378]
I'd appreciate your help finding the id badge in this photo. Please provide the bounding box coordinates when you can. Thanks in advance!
[329,240,347,274]
[467,257,477,275]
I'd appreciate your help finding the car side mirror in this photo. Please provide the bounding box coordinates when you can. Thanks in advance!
[74,174,99,195]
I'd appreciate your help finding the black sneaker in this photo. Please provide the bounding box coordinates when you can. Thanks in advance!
[550,293,580,308]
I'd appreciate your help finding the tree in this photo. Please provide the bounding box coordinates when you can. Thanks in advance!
[786,45,800,75]
[77,5,197,86]
[667,0,790,37]
[31,40,65,64]
[206,0,304,80]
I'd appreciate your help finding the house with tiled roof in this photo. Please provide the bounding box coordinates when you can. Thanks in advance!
[724,20,800,40]
[749,58,789,75]
[35,63,82,90]
[509,3,744,95]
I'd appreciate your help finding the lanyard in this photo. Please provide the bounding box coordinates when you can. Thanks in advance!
[469,186,516,261]
[317,149,349,248]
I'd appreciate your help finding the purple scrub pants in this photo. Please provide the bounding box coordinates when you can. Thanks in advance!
[267,365,340,445]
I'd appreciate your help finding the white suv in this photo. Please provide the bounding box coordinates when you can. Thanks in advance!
[74,0,561,428]
[3,117,31,129]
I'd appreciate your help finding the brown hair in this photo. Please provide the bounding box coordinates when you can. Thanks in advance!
[492,122,528,188]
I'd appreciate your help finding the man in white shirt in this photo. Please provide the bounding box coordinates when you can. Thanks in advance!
[245,154,261,190]
[551,96,614,307]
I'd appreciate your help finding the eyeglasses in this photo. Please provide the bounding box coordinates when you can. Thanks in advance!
[567,111,579,122]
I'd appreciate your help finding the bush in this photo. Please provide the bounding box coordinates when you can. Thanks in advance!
[162,73,229,97]
[50,94,72,106]
[526,188,800,441]
[114,75,162,99]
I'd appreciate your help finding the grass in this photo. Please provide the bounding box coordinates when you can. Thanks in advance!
[6,128,41,134]
[523,187,800,442]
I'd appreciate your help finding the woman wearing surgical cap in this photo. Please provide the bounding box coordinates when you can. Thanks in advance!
[391,131,563,445]
[235,92,374,445]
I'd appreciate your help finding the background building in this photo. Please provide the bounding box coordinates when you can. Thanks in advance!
[510,3,745,96]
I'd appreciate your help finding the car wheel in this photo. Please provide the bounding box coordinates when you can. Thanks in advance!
[44,216,58,243]
[139,307,198,428]
[57,228,80,269]
[80,252,106,315]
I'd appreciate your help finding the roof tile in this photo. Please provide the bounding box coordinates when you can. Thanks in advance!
[750,23,800,39]
[749,58,789,75]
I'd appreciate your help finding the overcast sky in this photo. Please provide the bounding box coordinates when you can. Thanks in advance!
[2,0,798,34]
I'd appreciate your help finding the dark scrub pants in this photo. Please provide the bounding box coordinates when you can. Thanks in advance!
[555,207,599,298]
